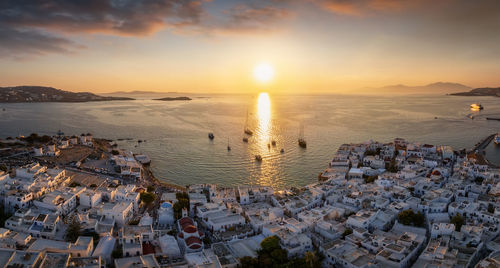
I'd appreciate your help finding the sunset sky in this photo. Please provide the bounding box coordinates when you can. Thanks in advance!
[1,0,500,93]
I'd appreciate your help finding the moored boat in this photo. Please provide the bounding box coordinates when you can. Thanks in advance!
[470,103,484,110]
[208,133,214,140]
[298,138,307,148]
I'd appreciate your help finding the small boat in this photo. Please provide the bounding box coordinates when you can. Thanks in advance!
[298,124,307,148]
[138,140,143,143]
[242,137,248,143]
[57,130,64,136]
[208,133,214,140]
[470,103,484,110]
[280,148,284,154]
[244,128,253,136]
[495,134,500,145]
[271,140,276,146]
[244,110,253,135]
[227,138,231,151]
[2,108,5,111]
[255,155,262,161]
[298,138,307,148]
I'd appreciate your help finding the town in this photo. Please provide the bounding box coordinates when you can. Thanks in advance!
[0,133,499,268]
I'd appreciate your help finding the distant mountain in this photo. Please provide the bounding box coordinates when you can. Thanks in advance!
[105,90,171,95]
[359,82,472,94]
[450,87,500,97]
[155,96,192,101]
[0,86,134,103]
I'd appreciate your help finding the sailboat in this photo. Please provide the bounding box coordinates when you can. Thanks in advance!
[298,124,307,148]
[244,110,253,135]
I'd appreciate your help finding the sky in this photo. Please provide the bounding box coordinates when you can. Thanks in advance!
[1,0,500,93]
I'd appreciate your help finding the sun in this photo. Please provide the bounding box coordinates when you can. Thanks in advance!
[253,63,274,83]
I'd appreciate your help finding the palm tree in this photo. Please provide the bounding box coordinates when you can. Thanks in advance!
[305,251,316,268]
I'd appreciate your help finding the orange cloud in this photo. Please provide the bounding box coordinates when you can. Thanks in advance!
[314,0,430,16]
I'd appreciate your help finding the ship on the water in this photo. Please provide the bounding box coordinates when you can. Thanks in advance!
[244,110,253,135]
[298,124,307,148]
[470,103,484,110]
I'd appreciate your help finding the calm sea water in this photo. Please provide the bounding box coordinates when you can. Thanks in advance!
[1,93,500,189]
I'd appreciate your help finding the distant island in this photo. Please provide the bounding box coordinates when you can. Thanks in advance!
[450,87,500,97]
[0,86,134,103]
[105,90,179,95]
[358,82,471,94]
[155,96,192,101]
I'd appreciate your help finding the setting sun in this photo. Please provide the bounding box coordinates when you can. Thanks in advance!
[253,63,275,84]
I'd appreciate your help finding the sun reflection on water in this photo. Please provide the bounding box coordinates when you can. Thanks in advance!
[254,92,279,187]
[257,92,271,148]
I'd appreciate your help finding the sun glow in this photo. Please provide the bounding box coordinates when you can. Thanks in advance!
[253,63,275,83]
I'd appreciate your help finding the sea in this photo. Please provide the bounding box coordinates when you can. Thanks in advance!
[1,93,500,189]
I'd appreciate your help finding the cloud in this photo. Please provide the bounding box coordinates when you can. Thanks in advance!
[313,0,426,16]
[0,0,295,57]
[0,26,83,59]
[209,4,294,35]
[0,0,205,36]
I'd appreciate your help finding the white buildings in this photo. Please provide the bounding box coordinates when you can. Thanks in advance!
[92,235,116,264]
[203,209,246,232]
[33,187,85,216]
[120,225,154,257]
[158,202,175,228]
[114,185,140,212]
[159,234,181,256]
[100,201,134,227]
[79,133,93,146]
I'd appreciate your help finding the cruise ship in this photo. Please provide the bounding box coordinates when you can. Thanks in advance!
[470,103,484,110]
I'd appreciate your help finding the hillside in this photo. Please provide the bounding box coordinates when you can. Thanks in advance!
[450,87,500,97]
[155,97,192,101]
[0,86,134,103]
[359,82,471,94]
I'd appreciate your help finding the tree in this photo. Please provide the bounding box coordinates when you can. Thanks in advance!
[398,209,425,227]
[240,256,259,268]
[451,213,465,231]
[147,185,155,192]
[260,235,281,253]
[112,247,123,259]
[69,182,81,187]
[488,203,495,214]
[0,206,12,228]
[174,192,190,219]
[342,228,353,239]
[65,217,81,243]
[305,251,316,268]
[364,175,377,184]
[140,192,156,206]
